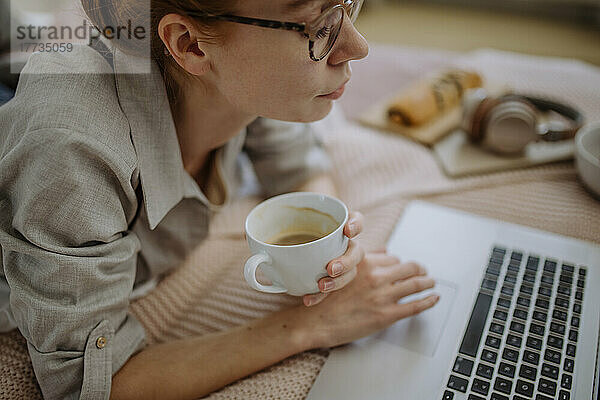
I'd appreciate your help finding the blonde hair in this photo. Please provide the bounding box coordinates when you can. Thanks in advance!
[81,0,238,103]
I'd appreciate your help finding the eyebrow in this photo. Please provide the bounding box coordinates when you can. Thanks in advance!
[284,0,324,14]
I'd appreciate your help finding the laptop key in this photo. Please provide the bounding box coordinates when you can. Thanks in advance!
[558,389,571,399]
[485,335,501,349]
[526,336,542,350]
[536,395,553,400]
[544,348,561,365]
[561,373,572,389]
[536,298,550,310]
[498,361,515,378]
[566,343,576,357]
[538,378,557,396]
[571,316,580,328]
[538,285,552,297]
[557,285,571,296]
[540,274,554,285]
[493,310,508,322]
[547,335,564,350]
[515,379,534,397]
[553,309,568,321]
[563,358,574,373]
[562,263,575,273]
[497,297,511,309]
[578,266,587,276]
[522,273,535,283]
[471,378,490,396]
[541,363,559,379]
[482,349,497,364]
[543,260,557,273]
[501,286,514,296]
[467,394,485,400]
[481,279,497,290]
[520,284,533,295]
[491,393,508,400]
[513,308,528,321]
[523,350,540,365]
[490,323,504,335]
[458,293,493,357]
[510,321,525,334]
[502,348,519,363]
[516,296,530,308]
[519,364,537,380]
[532,310,547,323]
[568,330,578,342]
[493,376,512,395]
[453,356,474,377]
[550,322,565,335]
[476,363,494,379]
[442,390,454,400]
[530,323,545,337]
[504,274,517,284]
[573,303,581,315]
[575,290,583,301]
[577,278,584,288]
[555,296,570,309]
[507,334,522,348]
[447,375,468,393]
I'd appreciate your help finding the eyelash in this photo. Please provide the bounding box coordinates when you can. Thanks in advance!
[315,26,330,39]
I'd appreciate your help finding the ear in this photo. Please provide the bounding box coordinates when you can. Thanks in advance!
[158,13,211,76]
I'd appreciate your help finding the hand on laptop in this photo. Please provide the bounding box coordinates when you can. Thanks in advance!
[301,243,440,349]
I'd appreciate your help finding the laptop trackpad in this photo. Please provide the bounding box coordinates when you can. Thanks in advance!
[366,279,457,357]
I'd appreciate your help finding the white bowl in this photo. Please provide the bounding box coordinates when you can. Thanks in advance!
[575,122,600,199]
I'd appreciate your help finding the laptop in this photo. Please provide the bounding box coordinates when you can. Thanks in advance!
[307,201,600,400]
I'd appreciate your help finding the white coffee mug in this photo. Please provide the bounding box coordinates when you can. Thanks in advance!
[244,192,349,296]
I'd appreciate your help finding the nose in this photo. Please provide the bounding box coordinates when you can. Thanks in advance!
[327,13,369,65]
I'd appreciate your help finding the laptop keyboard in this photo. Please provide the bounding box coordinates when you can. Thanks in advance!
[442,246,587,400]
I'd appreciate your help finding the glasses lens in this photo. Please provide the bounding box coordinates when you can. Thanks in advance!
[313,7,343,60]
[347,0,363,23]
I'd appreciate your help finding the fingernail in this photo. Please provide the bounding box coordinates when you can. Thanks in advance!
[323,280,335,292]
[332,262,343,276]
[305,296,314,306]
[349,222,358,236]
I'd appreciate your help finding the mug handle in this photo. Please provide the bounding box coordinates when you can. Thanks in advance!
[244,253,288,294]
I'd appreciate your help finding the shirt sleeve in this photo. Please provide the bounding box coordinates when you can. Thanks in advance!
[243,117,332,196]
[0,128,146,400]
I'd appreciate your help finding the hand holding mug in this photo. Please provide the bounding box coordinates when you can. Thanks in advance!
[302,211,365,307]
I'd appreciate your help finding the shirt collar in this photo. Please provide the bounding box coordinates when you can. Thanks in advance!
[111,46,234,230]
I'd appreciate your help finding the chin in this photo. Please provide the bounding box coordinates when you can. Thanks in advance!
[257,101,333,123]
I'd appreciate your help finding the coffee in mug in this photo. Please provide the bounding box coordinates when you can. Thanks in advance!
[244,192,349,295]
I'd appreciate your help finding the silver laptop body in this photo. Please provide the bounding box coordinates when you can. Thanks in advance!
[307,201,600,400]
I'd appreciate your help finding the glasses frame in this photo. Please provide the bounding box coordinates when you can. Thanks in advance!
[185,0,363,62]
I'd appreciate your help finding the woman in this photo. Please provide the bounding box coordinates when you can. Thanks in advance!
[0,0,439,398]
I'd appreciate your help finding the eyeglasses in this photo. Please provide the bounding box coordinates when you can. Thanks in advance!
[185,0,364,62]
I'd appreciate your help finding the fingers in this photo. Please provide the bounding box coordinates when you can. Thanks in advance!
[326,240,365,277]
[319,265,358,293]
[388,275,436,302]
[377,262,427,283]
[343,211,364,238]
[389,294,440,320]
[303,292,328,307]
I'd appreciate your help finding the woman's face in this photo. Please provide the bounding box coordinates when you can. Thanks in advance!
[205,0,369,123]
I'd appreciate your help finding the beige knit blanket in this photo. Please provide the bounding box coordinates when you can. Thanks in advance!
[2,45,600,399]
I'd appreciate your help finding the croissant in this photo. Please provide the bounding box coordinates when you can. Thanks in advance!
[387,70,483,127]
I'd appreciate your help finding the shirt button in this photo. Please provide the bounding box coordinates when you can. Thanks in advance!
[96,336,107,349]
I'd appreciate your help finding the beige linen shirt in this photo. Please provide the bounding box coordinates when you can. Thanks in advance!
[0,43,331,399]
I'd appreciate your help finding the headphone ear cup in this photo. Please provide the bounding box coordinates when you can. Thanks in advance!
[461,88,489,142]
[483,98,539,154]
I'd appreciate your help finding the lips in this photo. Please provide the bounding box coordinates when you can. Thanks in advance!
[320,78,350,97]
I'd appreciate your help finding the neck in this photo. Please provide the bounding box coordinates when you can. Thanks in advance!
[171,78,257,180]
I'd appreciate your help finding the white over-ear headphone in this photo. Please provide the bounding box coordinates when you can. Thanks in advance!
[461,88,584,155]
